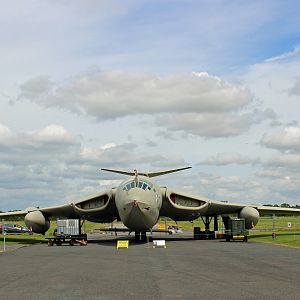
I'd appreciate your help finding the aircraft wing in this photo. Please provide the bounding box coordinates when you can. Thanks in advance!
[253,205,300,215]
[0,203,78,219]
[159,187,300,229]
[0,189,119,223]
[200,201,300,216]
[0,210,30,217]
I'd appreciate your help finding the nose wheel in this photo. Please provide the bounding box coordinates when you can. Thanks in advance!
[134,231,147,242]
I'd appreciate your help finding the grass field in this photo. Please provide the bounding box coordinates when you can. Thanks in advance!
[1,216,300,248]
[249,231,300,248]
[246,216,300,248]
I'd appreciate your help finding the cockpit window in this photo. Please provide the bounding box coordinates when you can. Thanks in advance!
[122,180,153,192]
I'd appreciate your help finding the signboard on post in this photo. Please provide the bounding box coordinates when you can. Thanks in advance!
[117,240,129,249]
[153,240,166,248]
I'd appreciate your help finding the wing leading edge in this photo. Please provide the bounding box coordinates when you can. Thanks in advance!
[0,189,118,223]
[159,187,300,228]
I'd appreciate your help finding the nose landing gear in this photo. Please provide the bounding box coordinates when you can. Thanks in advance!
[135,231,147,242]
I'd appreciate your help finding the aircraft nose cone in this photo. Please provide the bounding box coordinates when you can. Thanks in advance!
[116,190,159,231]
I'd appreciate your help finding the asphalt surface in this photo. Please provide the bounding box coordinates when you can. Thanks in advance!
[1,234,300,300]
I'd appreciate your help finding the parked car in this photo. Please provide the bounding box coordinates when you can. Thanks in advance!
[0,224,30,234]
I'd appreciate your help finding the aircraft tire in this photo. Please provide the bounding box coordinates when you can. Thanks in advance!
[141,231,147,242]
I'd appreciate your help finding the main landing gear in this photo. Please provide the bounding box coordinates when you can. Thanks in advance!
[194,215,219,239]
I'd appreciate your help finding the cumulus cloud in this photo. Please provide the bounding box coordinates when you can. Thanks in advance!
[255,169,283,179]
[156,112,253,138]
[76,142,158,166]
[255,151,300,203]
[151,156,189,168]
[18,71,252,118]
[0,123,80,209]
[0,124,11,138]
[265,175,300,201]
[16,70,276,138]
[35,125,75,142]
[187,168,300,205]
[0,124,78,159]
[100,143,117,150]
[192,172,266,204]
[0,123,189,210]
[265,153,300,169]
[18,76,54,100]
[2,121,299,209]
[200,152,260,165]
[206,172,300,205]
[261,127,300,152]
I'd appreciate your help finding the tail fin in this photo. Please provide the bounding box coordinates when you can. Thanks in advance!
[101,166,191,178]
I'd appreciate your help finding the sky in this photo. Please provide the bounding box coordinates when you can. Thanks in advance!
[1,0,300,211]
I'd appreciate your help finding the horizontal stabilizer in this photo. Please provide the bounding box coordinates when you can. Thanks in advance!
[101,166,192,178]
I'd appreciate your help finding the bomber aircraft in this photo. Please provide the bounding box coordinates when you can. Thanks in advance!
[1,167,300,241]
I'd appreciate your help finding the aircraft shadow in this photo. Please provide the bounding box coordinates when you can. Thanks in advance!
[87,234,220,247]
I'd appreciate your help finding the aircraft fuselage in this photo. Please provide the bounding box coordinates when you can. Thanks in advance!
[115,176,162,231]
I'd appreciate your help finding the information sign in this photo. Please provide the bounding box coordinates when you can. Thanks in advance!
[117,240,129,249]
[153,240,166,248]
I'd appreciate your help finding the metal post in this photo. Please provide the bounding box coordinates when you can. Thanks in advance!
[214,216,218,232]
[2,219,5,252]
[294,222,296,241]
[3,225,6,252]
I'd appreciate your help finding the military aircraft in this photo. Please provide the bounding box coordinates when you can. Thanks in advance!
[1,167,300,241]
